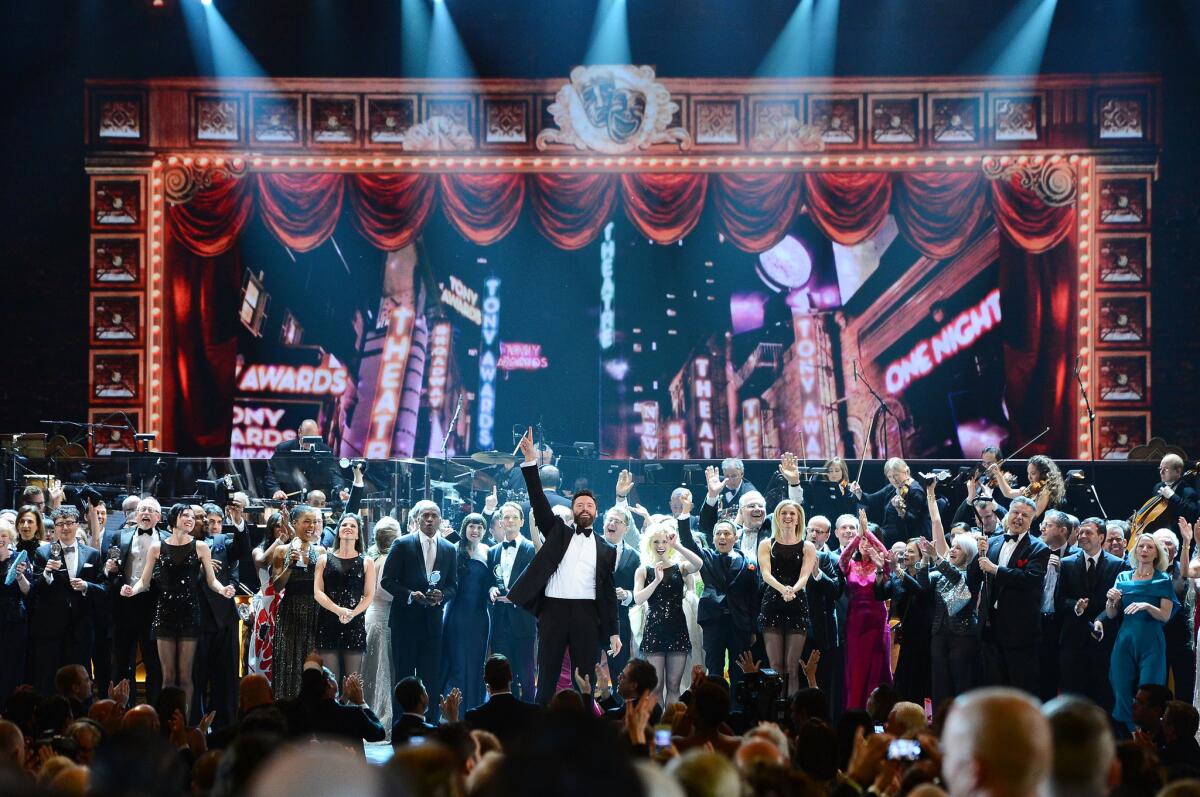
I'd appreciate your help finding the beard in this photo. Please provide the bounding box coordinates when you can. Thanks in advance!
[574,511,594,528]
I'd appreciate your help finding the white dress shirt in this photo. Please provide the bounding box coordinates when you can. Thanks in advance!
[498,541,519,588]
[126,529,153,584]
[545,530,598,600]
[998,532,1026,569]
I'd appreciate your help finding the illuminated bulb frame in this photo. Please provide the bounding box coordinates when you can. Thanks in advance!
[133,149,1095,447]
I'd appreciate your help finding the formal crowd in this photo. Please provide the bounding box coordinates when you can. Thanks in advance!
[1,441,1199,797]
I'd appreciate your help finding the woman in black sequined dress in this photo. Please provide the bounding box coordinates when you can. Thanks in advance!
[758,498,817,693]
[122,503,235,719]
[270,505,326,700]
[315,513,375,680]
[633,517,704,705]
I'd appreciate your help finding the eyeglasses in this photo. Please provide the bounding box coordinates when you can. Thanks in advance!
[53,520,78,528]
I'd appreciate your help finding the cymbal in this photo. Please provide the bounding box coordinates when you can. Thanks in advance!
[425,457,472,478]
[429,480,460,491]
[391,457,423,466]
[471,450,518,466]
[470,470,497,491]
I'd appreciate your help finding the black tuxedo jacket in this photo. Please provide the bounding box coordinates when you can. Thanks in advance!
[263,438,344,496]
[861,481,931,548]
[1150,480,1200,541]
[678,516,760,636]
[977,531,1051,645]
[507,465,619,639]
[31,543,106,638]
[101,526,163,585]
[391,713,438,747]
[381,532,458,636]
[197,531,245,630]
[463,692,544,746]
[488,537,538,639]
[611,542,640,634]
[1056,550,1127,647]
[805,549,846,651]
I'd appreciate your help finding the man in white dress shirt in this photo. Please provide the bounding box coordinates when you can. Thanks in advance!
[508,428,620,706]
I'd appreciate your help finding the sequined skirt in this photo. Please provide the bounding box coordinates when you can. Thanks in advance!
[272,592,320,701]
[152,587,201,640]
[641,601,691,654]
[759,588,811,634]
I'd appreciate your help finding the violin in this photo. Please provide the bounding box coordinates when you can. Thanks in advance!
[896,484,910,514]
[1023,480,1045,498]
[1130,460,1200,539]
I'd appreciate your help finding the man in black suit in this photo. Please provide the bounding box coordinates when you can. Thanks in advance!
[382,500,457,721]
[392,677,438,748]
[284,667,385,755]
[977,496,1051,695]
[717,458,757,512]
[803,514,846,714]
[508,427,621,706]
[190,503,249,728]
[1057,516,1127,712]
[30,507,107,696]
[102,496,163,706]
[852,458,930,548]
[678,494,760,704]
[600,500,641,681]
[464,655,543,748]
[587,657,664,727]
[1036,510,1080,702]
[487,502,538,701]
[262,419,344,502]
[1148,454,1200,544]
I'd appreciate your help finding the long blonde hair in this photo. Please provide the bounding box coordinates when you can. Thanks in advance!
[772,499,807,542]
[640,521,679,565]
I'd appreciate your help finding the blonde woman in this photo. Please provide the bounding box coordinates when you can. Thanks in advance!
[1094,533,1178,731]
[363,517,400,735]
[757,499,817,691]
[633,520,704,704]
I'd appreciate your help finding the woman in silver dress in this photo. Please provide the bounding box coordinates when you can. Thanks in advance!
[362,517,401,734]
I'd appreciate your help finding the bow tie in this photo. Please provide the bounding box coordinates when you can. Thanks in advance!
[575,527,593,538]
[502,540,517,550]
[61,547,76,555]
[1003,534,1019,543]
[137,527,154,536]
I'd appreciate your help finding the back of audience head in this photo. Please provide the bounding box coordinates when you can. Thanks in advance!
[395,677,429,716]
[793,719,838,782]
[867,684,901,725]
[941,688,1051,797]
[250,743,384,797]
[483,654,512,694]
[668,749,742,797]
[791,687,831,727]
[1042,695,1117,797]
[886,701,927,739]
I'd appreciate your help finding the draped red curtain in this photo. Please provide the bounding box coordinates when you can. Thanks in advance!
[163,167,1079,454]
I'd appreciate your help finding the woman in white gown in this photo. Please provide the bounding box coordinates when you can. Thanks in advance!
[362,517,401,736]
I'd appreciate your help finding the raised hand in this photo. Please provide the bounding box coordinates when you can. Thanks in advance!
[1180,517,1194,545]
[705,465,726,498]
[690,664,706,688]
[802,650,821,686]
[653,561,666,582]
[678,492,693,518]
[779,452,801,485]
[616,469,634,499]
[343,672,366,705]
[1074,597,1089,617]
[484,486,498,514]
[573,667,592,694]
[735,650,761,675]
[439,688,463,723]
[518,426,536,462]
[199,711,216,736]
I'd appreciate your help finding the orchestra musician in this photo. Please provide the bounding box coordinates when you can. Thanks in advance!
[262,419,345,503]
[989,454,1065,521]
[821,457,859,526]
[1130,454,1200,544]
[850,458,930,548]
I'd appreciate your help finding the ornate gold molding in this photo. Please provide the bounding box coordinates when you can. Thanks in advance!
[162,157,249,204]
[981,155,1077,207]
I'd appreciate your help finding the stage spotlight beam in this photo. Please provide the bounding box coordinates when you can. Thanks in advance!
[180,0,267,78]
[584,0,631,66]
[426,0,476,79]
[966,0,1059,81]
[756,0,840,78]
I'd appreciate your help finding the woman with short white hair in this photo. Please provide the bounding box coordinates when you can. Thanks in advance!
[922,484,983,711]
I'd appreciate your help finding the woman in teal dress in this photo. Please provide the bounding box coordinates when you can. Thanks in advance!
[1094,532,1179,731]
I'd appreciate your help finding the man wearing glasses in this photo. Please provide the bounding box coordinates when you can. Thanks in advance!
[30,507,107,696]
[1151,454,1199,544]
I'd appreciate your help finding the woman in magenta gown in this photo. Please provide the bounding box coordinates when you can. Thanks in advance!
[839,510,892,710]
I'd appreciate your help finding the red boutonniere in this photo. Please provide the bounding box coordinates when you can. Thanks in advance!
[748,563,757,572]
[1016,559,1029,568]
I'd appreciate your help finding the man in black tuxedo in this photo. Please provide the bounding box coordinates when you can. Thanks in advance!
[600,501,641,681]
[508,427,621,706]
[1148,454,1199,544]
[190,504,249,728]
[102,496,163,706]
[678,495,760,704]
[1057,517,1127,711]
[803,515,846,714]
[262,419,344,502]
[977,496,1051,695]
[464,655,544,749]
[382,500,457,721]
[1036,510,1080,702]
[30,507,107,696]
[853,458,930,548]
[487,502,538,701]
[284,668,385,756]
[717,458,757,512]
[392,677,438,748]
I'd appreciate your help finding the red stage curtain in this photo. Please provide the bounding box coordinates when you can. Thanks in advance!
[711,172,803,253]
[999,236,1076,455]
[990,172,1075,254]
[620,173,708,243]
[256,173,345,252]
[165,233,242,455]
[529,173,619,250]
[439,173,525,245]
[803,172,892,245]
[167,172,255,257]
[894,172,991,260]
[348,173,437,251]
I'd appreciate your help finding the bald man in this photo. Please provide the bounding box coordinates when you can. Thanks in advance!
[262,419,344,501]
[942,688,1051,797]
[0,720,23,770]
